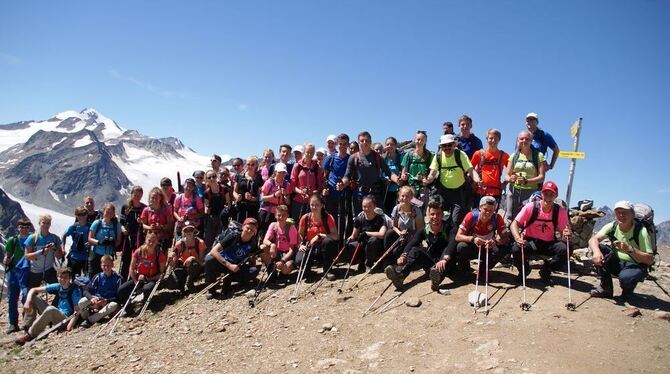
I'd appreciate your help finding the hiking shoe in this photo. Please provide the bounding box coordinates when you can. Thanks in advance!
[15,333,33,345]
[589,286,613,299]
[205,290,219,300]
[429,267,444,292]
[539,266,553,285]
[325,272,337,281]
[6,324,19,334]
[80,320,92,329]
[384,265,405,290]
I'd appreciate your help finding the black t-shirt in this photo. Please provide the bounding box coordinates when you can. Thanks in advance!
[121,203,146,238]
[354,213,386,233]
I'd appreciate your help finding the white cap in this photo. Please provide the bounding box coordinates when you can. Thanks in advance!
[526,112,539,120]
[316,147,327,155]
[293,145,304,154]
[439,134,457,145]
[275,163,287,173]
[479,196,497,207]
[614,200,634,211]
[326,134,337,143]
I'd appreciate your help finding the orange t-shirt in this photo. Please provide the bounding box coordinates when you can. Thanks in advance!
[298,213,337,241]
[470,149,509,196]
[174,238,206,262]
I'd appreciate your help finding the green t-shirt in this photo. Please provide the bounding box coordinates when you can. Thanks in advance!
[511,151,546,190]
[4,235,28,269]
[429,149,472,189]
[401,150,433,191]
[597,221,652,263]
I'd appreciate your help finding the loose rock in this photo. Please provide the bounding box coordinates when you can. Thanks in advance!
[405,298,422,307]
[654,311,670,321]
[623,307,641,318]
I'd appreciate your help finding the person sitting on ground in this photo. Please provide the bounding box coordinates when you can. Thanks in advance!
[168,225,206,294]
[3,218,32,334]
[78,255,122,327]
[385,200,456,291]
[120,186,146,281]
[88,203,122,276]
[15,267,81,345]
[454,196,510,277]
[160,177,177,207]
[173,178,205,240]
[347,195,387,272]
[141,187,175,251]
[525,112,560,171]
[470,128,510,206]
[384,186,424,265]
[296,194,339,280]
[84,196,102,225]
[62,206,91,277]
[588,201,654,300]
[203,218,260,300]
[400,130,433,210]
[259,163,291,240]
[290,143,324,222]
[205,169,230,249]
[24,214,63,294]
[116,231,167,316]
[233,156,263,222]
[261,205,298,276]
[505,130,546,221]
[510,181,571,285]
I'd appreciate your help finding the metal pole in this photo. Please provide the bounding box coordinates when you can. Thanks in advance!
[564,118,582,208]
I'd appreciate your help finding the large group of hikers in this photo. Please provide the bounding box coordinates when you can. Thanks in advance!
[0,112,658,346]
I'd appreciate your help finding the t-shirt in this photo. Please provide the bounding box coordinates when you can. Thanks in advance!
[46,283,82,316]
[459,212,506,241]
[470,149,510,196]
[63,223,91,261]
[456,134,484,158]
[24,232,62,274]
[530,128,558,155]
[216,231,257,264]
[353,213,386,234]
[290,160,323,204]
[264,222,299,253]
[324,153,351,198]
[298,213,337,242]
[383,152,403,193]
[510,151,546,190]
[133,249,167,277]
[140,205,173,241]
[120,203,146,239]
[90,219,122,256]
[88,271,122,301]
[345,151,392,191]
[514,202,568,242]
[174,193,205,228]
[400,150,433,192]
[4,235,28,269]
[597,222,652,263]
[391,204,423,233]
[260,178,290,214]
[429,150,473,189]
[174,238,207,263]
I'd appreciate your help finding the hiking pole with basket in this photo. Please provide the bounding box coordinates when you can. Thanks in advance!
[468,244,484,313]
[289,244,313,301]
[349,236,402,291]
[565,235,576,311]
[336,240,363,293]
[137,264,173,319]
[250,265,277,307]
[362,281,393,317]
[97,280,141,338]
[520,234,531,311]
[0,264,7,309]
[485,243,490,314]
[305,240,349,296]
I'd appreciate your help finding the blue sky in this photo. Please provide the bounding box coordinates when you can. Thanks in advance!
[1,1,669,221]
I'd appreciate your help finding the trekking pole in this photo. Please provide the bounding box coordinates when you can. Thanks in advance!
[0,264,7,309]
[102,280,141,337]
[520,234,531,311]
[565,236,576,311]
[337,240,363,293]
[349,236,401,291]
[376,291,402,314]
[305,241,349,296]
[485,243,490,315]
[250,267,277,307]
[362,281,393,317]
[137,264,172,319]
[290,245,313,301]
[472,244,483,313]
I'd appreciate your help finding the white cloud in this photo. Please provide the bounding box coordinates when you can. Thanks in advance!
[108,68,193,99]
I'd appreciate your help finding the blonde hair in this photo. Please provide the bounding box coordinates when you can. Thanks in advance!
[398,186,415,201]
[38,214,52,223]
[487,128,501,141]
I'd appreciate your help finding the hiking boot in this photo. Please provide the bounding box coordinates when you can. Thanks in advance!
[589,285,613,299]
[325,272,337,281]
[384,265,405,290]
[429,267,444,292]
[80,319,92,329]
[205,290,219,300]
[15,333,33,345]
[539,265,553,285]
[616,287,634,302]
[6,324,19,334]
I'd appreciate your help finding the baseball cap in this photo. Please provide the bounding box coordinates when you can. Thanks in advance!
[243,217,259,227]
[439,134,457,145]
[275,162,287,173]
[293,145,304,154]
[316,147,327,155]
[326,134,337,143]
[526,112,539,120]
[541,181,558,195]
[614,200,634,211]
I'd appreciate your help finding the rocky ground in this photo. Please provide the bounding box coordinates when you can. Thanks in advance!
[1,246,669,373]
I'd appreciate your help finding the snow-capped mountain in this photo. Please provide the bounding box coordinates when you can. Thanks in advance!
[0,108,221,223]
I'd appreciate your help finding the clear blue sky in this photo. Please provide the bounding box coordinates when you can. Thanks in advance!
[1,1,669,221]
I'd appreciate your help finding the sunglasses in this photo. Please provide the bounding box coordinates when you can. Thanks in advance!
[207,176,217,180]
[440,144,455,148]
[19,225,31,229]
[76,213,87,217]
[416,130,427,135]
[161,184,171,187]
[233,164,243,167]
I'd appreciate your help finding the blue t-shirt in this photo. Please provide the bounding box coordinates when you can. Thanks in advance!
[63,223,91,261]
[530,129,558,155]
[217,231,257,264]
[88,271,122,301]
[456,134,483,159]
[324,153,351,198]
[90,219,122,256]
[24,233,62,274]
[383,151,403,193]
[46,283,82,316]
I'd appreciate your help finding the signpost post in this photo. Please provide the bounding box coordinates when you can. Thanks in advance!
[563,118,583,208]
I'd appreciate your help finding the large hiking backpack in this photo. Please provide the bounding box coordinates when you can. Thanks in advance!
[606,203,657,256]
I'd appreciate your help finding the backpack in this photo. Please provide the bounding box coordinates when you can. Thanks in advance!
[271,221,294,243]
[52,285,76,313]
[606,203,657,256]
[352,151,383,181]
[467,209,498,234]
[511,148,540,174]
[476,149,505,174]
[436,148,466,174]
[134,248,162,275]
[261,178,289,208]
[405,150,433,178]
[300,213,331,240]
[522,201,560,233]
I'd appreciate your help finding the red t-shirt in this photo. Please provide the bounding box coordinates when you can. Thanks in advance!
[174,238,206,262]
[471,149,509,196]
[459,212,506,241]
[298,213,336,242]
[133,248,167,277]
[140,205,172,241]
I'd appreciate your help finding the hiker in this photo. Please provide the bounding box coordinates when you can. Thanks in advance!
[293,145,304,164]
[62,206,92,277]
[442,121,454,135]
[168,225,206,293]
[326,134,337,155]
[470,128,510,206]
[276,144,294,181]
[141,187,175,251]
[510,181,571,285]
[233,156,263,222]
[588,201,655,300]
[373,142,384,155]
[342,131,400,216]
[260,148,276,182]
[400,130,433,208]
[160,177,177,207]
[205,169,230,249]
[78,255,122,327]
[381,136,403,215]
[216,167,235,227]
[24,214,63,292]
[174,177,205,240]
[296,194,339,280]
[261,205,298,276]
[315,147,327,168]
[423,134,480,233]
[385,200,456,291]
[84,196,102,224]
[88,203,122,276]
[323,133,352,244]
[505,130,546,221]
[290,143,324,222]
[455,115,483,158]
[454,196,510,276]
[230,157,245,180]
[192,170,207,201]
[259,163,291,240]
[525,112,560,171]
[16,267,81,345]
[347,194,387,272]
[120,186,146,281]
[203,217,260,299]
[349,141,359,154]
[3,218,32,334]
[384,186,424,265]
[210,154,223,176]
[116,231,167,316]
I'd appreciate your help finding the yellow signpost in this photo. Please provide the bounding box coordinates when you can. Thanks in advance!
[559,151,585,159]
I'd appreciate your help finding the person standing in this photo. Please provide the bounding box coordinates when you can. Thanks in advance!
[3,219,32,334]
[525,112,560,171]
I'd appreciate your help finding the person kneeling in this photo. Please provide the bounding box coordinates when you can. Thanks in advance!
[261,205,298,277]
[78,255,122,327]
[168,225,206,294]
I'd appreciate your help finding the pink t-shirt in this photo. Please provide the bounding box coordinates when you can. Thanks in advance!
[514,202,568,242]
[174,194,205,227]
[290,160,323,204]
[260,178,291,214]
[263,221,299,253]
